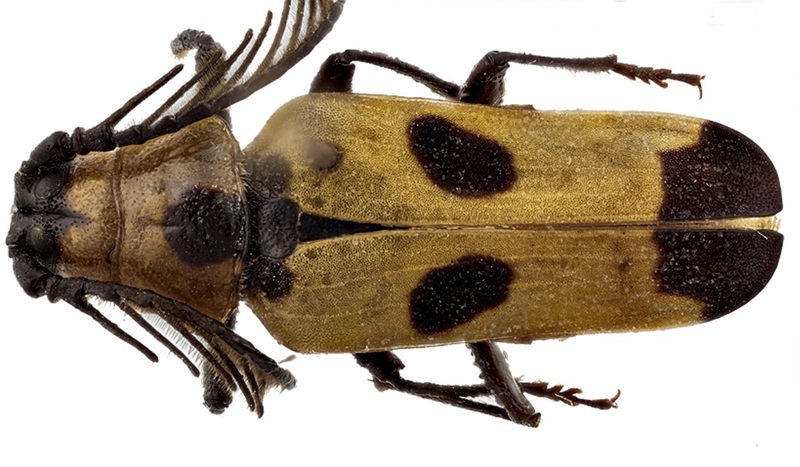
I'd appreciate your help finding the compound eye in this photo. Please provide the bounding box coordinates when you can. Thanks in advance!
[33,166,69,200]
[26,131,70,171]
[28,225,57,258]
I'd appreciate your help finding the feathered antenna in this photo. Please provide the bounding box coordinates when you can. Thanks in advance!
[61,0,345,157]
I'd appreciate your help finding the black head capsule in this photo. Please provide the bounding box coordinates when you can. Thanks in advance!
[8,135,79,297]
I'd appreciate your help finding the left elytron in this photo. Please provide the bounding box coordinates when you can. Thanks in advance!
[7,0,781,427]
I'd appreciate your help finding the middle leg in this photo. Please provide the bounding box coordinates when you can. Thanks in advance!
[354,349,619,426]
[468,341,540,427]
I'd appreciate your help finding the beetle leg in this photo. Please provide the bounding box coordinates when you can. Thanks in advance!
[461,51,704,105]
[355,348,619,426]
[309,49,703,106]
[354,351,514,423]
[310,49,461,98]
[467,341,541,427]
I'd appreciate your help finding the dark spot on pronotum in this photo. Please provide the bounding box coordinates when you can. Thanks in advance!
[410,255,514,334]
[163,186,246,266]
[659,121,782,221]
[654,230,783,322]
[244,257,294,301]
[407,115,516,197]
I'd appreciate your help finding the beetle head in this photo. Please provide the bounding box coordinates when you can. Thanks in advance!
[8,131,117,298]
[8,132,73,296]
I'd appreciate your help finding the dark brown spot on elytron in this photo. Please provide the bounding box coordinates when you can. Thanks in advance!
[654,230,782,322]
[659,121,782,221]
[407,115,516,197]
[244,257,294,301]
[410,255,513,334]
[163,186,246,266]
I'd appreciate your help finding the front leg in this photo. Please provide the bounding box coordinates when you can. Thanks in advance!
[310,49,461,98]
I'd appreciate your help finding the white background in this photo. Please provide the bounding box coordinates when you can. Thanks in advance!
[0,1,797,465]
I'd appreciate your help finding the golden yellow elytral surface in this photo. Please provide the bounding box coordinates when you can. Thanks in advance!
[247,93,705,227]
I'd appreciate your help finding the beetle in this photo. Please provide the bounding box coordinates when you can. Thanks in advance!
[6,0,782,427]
